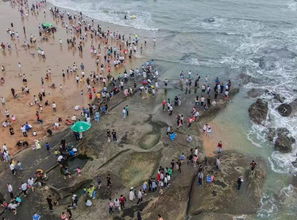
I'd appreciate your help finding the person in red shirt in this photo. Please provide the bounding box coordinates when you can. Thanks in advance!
[88,92,93,100]
[217,141,223,153]
[119,195,126,209]
[162,100,167,111]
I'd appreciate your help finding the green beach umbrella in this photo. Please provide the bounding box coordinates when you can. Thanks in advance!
[42,23,53,28]
[71,121,91,133]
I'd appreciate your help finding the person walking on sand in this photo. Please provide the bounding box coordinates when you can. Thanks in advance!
[17,62,22,73]
[52,102,57,112]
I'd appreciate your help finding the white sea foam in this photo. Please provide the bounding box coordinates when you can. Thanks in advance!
[48,0,158,31]
[287,1,297,11]
[257,193,278,218]
[220,21,297,174]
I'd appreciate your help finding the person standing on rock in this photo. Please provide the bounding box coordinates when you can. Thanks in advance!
[216,157,221,170]
[197,170,204,185]
[250,160,257,171]
[106,174,112,188]
[237,176,243,190]
[171,159,175,170]
[129,187,135,201]
[114,198,121,212]
[122,107,127,119]
[125,105,129,117]
[21,182,28,196]
[119,194,126,209]
[217,141,223,153]
[106,129,111,142]
[137,189,143,204]
[162,99,167,111]
[7,184,13,199]
[137,211,142,220]
[9,162,16,175]
[108,198,114,214]
[46,195,54,211]
[112,129,117,142]
[71,194,78,208]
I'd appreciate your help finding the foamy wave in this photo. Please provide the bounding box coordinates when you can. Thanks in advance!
[287,1,297,11]
[48,0,158,31]
[246,124,267,148]
[220,22,297,174]
[257,193,278,218]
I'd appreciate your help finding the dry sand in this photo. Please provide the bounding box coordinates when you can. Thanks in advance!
[0,0,148,154]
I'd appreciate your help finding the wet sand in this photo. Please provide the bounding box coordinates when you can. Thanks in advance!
[0,0,148,154]
[201,122,231,156]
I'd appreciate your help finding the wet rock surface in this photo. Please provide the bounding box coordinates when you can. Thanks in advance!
[277,98,297,117]
[248,99,268,124]
[187,151,266,218]
[247,88,266,98]
[274,128,295,153]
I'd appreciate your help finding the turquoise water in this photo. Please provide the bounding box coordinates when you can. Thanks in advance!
[48,0,297,218]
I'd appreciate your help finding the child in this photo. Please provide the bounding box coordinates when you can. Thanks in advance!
[76,167,81,176]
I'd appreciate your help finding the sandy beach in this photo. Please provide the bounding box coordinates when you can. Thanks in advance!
[0,0,147,154]
[1,0,296,220]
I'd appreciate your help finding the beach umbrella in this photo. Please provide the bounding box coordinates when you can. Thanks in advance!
[42,23,53,28]
[71,121,91,133]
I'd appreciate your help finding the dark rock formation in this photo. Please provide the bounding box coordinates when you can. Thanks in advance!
[277,99,297,117]
[247,88,266,98]
[187,151,266,218]
[248,99,268,124]
[274,128,295,153]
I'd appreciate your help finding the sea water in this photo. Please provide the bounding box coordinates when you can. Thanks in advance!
[48,0,297,218]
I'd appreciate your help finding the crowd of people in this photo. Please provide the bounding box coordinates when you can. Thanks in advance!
[0,1,259,220]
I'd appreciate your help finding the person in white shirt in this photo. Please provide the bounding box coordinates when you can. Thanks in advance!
[2,144,8,151]
[28,177,35,192]
[137,190,143,204]
[52,102,57,112]
[129,187,135,201]
[21,182,28,195]
[7,184,13,198]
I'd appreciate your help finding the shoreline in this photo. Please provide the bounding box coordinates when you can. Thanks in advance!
[1,0,294,220]
[0,0,151,155]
